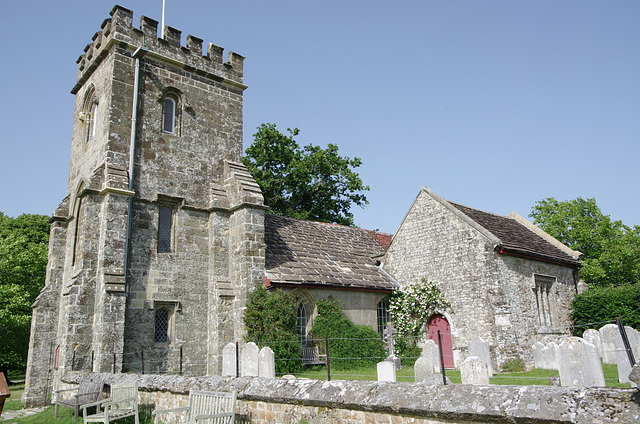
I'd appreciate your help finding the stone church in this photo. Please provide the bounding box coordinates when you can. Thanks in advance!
[23,6,581,406]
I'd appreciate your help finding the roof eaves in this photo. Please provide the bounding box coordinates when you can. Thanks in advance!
[508,211,582,259]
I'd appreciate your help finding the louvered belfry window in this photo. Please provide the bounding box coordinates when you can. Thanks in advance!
[158,206,173,253]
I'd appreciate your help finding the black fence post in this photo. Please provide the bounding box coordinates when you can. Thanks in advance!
[235,341,239,378]
[616,317,636,367]
[325,337,331,381]
[180,345,183,375]
[437,330,447,385]
[141,347,145,375]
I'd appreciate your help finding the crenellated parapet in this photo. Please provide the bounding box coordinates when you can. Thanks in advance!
[72,5,245,94]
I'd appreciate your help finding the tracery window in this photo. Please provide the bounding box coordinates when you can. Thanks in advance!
[298,303,308,347]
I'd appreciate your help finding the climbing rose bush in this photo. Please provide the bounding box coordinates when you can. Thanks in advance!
[389,278,452,337]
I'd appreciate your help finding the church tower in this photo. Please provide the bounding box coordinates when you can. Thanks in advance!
[23,6,265,406]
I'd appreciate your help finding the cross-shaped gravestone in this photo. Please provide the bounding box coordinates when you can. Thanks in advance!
[384,322,398,357]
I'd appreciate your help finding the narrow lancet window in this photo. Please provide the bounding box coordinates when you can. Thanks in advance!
[162,97,176,133]
[158,206,173,253]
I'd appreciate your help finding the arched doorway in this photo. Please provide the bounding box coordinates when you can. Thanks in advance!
[427,314,454,368]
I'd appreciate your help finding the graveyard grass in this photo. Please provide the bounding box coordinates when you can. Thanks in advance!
[294,362,630,387]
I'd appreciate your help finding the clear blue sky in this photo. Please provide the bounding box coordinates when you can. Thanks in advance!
[1,1,638,234]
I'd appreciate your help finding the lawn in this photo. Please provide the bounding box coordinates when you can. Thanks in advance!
[291,362,630,387]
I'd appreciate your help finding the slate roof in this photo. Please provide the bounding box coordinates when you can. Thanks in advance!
[450,202,581,267]
[265,214,398,291]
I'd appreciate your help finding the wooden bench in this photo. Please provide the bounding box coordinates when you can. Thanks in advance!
[82,383,139,424]
[302,346,327,366]
[54,377,104,423]
[152,389,236,424]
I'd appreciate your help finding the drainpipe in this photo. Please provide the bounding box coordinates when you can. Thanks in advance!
[124,47,148,277]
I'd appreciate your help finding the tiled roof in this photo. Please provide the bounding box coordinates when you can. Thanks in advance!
[265,214,398,291]
[450,202,581,267]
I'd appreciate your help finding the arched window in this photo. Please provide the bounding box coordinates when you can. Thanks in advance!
[81,86,98,143]
[158,206,173,253]
[162,96,176,134]
[377,300,390,336]
[155,307,170,343]
[298,303,307,347]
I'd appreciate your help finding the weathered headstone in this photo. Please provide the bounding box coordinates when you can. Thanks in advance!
[613,327,638,387]
[222,343,237,377]
[544,342,559,371]
[383,323,402,369]
[599,324,620,364]
[583,329,604,360]
[624,326,640,359]
[460,356,490,385]
[377,360,396,382]
[415,340,440,383]
[468,336,493,376]
[557,337,605,387]
[241,342,260,377]
[532,342,545,369]
[258,346,276,378]
[629,364,640,386]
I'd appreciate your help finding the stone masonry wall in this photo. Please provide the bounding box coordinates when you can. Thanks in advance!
[383,189,499,366]
[62,372,640,424]
[383,188,575,369]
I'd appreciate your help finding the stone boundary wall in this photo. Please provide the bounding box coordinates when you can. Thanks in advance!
[62,372,640,423]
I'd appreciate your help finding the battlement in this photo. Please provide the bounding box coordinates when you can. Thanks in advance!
[72,5,245,94]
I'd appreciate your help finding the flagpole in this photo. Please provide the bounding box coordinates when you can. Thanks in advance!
[161,0,166,38]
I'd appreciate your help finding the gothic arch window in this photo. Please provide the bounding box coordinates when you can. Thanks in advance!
[533,274,556,327]
[161,88,182,135]
[81,86,98,144]
[298,303,308,347]
[377,299,390,336]
[162,96,176,133]
[157,205,173,253]
[154,307,171,343]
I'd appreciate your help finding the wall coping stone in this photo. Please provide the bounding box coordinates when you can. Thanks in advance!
[62,372,640,423]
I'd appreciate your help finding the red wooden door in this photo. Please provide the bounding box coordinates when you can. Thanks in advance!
[427,314,454,368]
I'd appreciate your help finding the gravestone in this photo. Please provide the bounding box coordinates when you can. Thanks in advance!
[624,326,640,359]
[377,360,396,382]
[544,342,559,370]
[460,356,490,385]
[383,323,402,369]
[222,343,237,377]
[557,337,605,387]
[532,342,545,369]
[599,324,620,364]
[415,339,440,383]
[241,342,260,377]
[583,329,604,360]
[613,327,638,387]
[259,346,276,378]
[468,336,493,376]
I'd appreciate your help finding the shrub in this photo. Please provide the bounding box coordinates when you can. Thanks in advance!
[571,284,640,335]
[501,357,525,373]
[243,285,303,374]
[311,297,386,370]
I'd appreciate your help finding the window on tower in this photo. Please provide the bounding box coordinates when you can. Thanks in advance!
[162,96,176,134]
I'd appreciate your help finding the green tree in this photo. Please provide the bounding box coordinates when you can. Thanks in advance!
[0,212,49,376]
[243,123,369,226]
[530,197,640,286]
[243,284,303,374]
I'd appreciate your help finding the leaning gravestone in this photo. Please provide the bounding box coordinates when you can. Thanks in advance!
[583,329,604,360]
[599,324,620,364]
[557,337,605,387]
[377,360,396,382]
[222,342,237,377]
[612,327,639,387]
[258,346,276,378]
[468,336,493,376]
[241,342,260,377]
[624,326,640,359]
[415,340,440,383]
[460,356,490,385]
